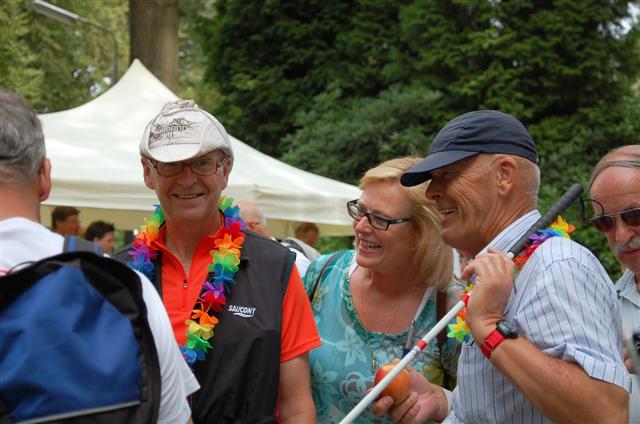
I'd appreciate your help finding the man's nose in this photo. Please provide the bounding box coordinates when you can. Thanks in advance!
[613,217,636,245]
[176,163,197,183]
[425,180,439,200]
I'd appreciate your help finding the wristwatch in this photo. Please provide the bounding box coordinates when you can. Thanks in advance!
[480,320,519,359]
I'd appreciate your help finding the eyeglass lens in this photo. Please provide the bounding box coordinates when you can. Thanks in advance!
[155,157,224,176]
[591,208,640,232]
[347,201,391,230]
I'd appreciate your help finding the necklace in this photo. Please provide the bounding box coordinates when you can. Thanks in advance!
[357,269,413,373]
[127,196,245,365]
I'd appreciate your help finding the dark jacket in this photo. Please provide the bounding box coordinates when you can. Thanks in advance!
[114,230,295,423]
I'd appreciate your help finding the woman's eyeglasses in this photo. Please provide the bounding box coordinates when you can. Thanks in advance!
[346,200,412,231]
[580,198,640,232]
[148,156,226,177]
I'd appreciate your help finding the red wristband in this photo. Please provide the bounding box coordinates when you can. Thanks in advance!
[480,329,505,359]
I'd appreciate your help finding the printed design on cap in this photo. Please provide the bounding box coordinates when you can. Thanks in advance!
[149,117,197,148]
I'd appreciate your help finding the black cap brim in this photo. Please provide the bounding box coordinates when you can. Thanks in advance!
[400,150,479,186]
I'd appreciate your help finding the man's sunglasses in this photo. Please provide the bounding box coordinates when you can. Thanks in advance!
[580,198,640,233]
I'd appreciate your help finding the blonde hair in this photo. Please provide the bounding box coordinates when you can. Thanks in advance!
[360,157,453,291]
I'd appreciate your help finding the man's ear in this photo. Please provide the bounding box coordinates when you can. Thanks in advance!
[219,157,233,191]
[142,157,155,190]
[495,156,517,196]
[38,158,52,201]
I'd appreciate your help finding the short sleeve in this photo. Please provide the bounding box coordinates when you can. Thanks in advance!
[138,272,200,424]
[281,265,321,362]
[518,255,630,391]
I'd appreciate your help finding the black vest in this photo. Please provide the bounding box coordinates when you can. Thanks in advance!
[114,230,295,423]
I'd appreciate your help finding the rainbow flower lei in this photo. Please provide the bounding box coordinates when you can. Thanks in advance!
[447,216,575,342]
[128,196,245,365]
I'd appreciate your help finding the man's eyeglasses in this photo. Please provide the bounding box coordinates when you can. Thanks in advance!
[346,200,412,231]
[149,155,226,177]
[580,197,640,233]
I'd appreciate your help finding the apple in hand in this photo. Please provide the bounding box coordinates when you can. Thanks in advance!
[374,363,411,405]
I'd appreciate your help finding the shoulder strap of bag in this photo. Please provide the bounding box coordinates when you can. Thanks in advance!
[437,290,447,348]
[437,289,455,389]
[308,252,340,303]
[282,238,304,255]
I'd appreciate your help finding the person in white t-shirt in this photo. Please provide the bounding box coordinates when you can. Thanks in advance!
[235,199,311,276]
[0,89,199,424]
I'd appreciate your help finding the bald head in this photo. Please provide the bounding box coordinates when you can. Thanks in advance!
[589,145,640,190]
[235,200,270,237]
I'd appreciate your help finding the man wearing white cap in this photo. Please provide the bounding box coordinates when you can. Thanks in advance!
[114,100,320,423]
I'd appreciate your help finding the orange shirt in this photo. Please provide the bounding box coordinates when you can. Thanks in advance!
[152,226,320,361]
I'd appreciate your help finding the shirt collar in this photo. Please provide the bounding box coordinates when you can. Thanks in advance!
[149,211,250,262]
[478,210,541,256]
[616,270,640,306]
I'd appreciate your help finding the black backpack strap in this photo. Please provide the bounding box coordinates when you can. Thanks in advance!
[0,398,8,424]
[63,235,103,255]
[308,252,340,303]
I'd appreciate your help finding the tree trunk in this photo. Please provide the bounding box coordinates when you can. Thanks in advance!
[129,0,178,92]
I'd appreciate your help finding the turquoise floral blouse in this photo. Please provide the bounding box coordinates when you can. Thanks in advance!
[303,250,463,424]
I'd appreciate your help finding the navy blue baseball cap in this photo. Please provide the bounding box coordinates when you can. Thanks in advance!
[401,110,538,187]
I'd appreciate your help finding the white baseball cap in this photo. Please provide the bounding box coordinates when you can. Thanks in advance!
[140,99,233,164]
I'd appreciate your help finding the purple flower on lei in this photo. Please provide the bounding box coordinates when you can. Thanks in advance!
[128,243,157,278]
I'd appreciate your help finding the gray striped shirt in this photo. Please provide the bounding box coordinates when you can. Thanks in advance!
[445,210,630,423]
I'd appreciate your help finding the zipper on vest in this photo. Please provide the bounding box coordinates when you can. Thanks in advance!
[182,279,188,308]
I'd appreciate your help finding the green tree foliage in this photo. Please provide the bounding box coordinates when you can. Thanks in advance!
[195,0,406,156]
[0,0,44,101]
[197,0,640,276]
[281,84,443,184]
[178,0,216,101]
[0,0,127,112]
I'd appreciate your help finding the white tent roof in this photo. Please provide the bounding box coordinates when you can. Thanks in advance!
[39,59,360,237]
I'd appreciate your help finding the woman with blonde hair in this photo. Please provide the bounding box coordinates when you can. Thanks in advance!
[304,156,463,423]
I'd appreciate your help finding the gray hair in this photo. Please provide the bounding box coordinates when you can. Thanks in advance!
[516,155,540,206]
[0,90,45,184]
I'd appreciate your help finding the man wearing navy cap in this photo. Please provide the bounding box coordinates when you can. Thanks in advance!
[374,110,629,423]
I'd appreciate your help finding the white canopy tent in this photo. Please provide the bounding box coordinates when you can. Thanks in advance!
[39,59,360,237]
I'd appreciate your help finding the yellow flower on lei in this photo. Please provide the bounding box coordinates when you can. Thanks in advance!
[447,316,471,342]
[549,216,575,238]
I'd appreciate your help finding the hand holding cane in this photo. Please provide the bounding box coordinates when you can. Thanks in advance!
[339,183,584,424]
